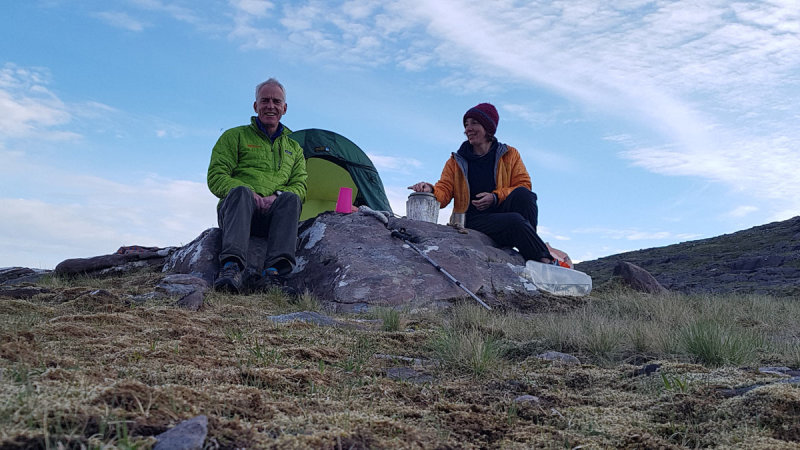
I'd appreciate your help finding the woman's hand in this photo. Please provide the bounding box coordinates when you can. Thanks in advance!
[471,192,496,210]
[408,182,433,193]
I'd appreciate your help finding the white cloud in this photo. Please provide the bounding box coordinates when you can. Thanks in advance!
[367,154,423,174]
[727,205,759,218]
[573,227,702,242]
[230,0,273,18]
[0,64,79,140]
[0,169,218,269]
[502,104,556,127]
[92,11,148,31]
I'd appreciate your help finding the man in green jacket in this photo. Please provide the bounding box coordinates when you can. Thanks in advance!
[207,78,307,293]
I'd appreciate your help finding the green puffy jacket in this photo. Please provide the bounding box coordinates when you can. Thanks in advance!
[207,117,307,203]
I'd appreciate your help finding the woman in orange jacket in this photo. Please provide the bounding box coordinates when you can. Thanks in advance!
[409,103,555,264]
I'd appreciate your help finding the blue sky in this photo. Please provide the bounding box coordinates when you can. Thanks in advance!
[2,0,799,269]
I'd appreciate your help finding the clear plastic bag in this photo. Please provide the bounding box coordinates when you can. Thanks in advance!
[522,260,592,296]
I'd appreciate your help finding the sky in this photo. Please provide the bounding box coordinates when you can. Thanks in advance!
[1,0,799,270]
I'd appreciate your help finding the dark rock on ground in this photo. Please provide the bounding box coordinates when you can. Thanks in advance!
[576,216,800,296]
[758,367,800,377]
[175,290,204,311]
[630,363,661,377]
[718,376,800,398]
[537,351,581,365]
[1,267,52,285]
[55,249,173,277]
[154,415,207,450]
[613,261,667,294]
[385,367,434,383]
[0,286,51,299]
[267,311,346,327]
[513,395,541,405]
[156,274,209,298]
[123,274,209,310]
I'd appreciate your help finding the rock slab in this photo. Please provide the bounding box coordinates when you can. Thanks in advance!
[289,212,529,311]
[55,249,172,277]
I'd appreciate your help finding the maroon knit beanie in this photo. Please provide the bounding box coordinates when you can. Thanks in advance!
[463,103,499,137]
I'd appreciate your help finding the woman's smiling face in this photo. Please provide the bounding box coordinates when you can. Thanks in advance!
[464,117,488,145]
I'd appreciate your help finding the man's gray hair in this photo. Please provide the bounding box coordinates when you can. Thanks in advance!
[255,78,286,101]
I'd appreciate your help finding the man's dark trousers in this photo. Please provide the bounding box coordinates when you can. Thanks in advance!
[466,187,552,262]
[217,185,301,275]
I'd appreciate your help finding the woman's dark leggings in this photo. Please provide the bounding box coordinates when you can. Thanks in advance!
[466,187,553,262]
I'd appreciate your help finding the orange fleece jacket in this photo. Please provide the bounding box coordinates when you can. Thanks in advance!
[431,144,532,214]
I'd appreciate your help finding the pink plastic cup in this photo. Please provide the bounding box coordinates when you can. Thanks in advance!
[335,187,353,213]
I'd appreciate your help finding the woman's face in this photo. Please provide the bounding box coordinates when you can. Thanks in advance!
[464,118,487,145]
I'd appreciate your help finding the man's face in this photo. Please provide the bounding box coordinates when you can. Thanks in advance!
[253,84,287,131]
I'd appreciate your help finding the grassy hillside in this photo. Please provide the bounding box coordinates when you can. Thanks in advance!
[1,269,799,448]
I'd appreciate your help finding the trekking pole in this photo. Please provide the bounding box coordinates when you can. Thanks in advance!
[391,229,492,310]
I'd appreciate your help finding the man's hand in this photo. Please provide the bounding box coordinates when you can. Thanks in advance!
[408,182,433,193]
[471,192,495,211]
[252,192,277,212]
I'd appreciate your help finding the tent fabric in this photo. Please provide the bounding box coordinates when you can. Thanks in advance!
[299,158,359,221]
[289,128,393,217]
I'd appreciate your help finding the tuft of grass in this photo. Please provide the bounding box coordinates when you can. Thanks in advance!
[290,289,321,312]
[375,307,403,332]
[661,372,690,393]
[680,319,765,367]
[337,334,376,374]
[785,340,800,368]
[431,327,504,377]
[430,303,507,377]
[243,336,283,366]
[581,317,625,364]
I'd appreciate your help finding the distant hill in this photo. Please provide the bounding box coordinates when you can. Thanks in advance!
[575,216,800,297]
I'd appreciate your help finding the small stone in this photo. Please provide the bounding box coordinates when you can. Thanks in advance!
[154,415,208,450]
[758,366,792,376]
[631,363,661,377]
[385,367,434,383]
[267,311,340,327]
[537,351,580,365]
[176,290,204,311]
[513,395,541,405]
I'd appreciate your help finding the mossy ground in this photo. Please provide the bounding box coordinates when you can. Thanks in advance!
[1,268,799,449]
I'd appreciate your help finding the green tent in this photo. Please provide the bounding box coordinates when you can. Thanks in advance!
[289,128,393,220]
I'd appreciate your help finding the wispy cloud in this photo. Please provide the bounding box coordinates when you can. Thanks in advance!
[367,154,423,174]
[92,11,148,31]
[573,226,702,242]
[230,0,274,18]
[207,1,800,219]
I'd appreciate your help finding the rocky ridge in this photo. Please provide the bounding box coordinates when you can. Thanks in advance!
[575,216,800,296]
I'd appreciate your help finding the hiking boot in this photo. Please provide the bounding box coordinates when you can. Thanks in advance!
[214,261,243,294]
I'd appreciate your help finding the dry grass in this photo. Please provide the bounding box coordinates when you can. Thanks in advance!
[1,268,799,449]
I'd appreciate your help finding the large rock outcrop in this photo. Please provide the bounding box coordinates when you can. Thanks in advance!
[163,211,544,311]
[291,212,530,311]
